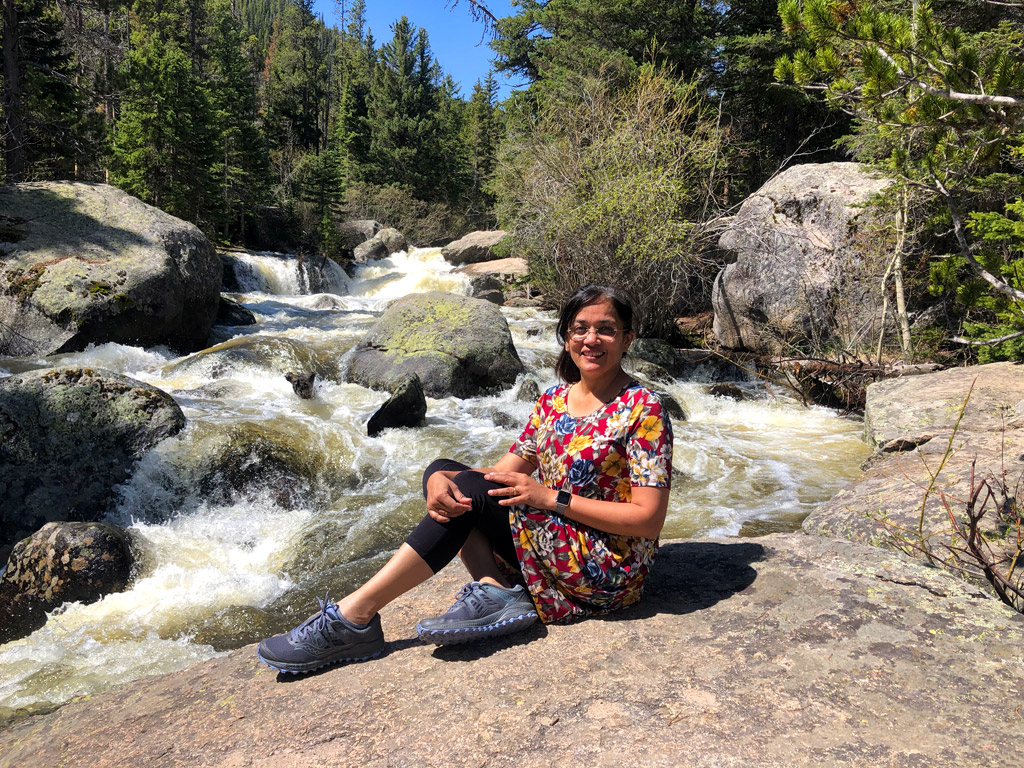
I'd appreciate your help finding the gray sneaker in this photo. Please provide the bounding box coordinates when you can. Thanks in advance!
[257,593,384,674]
[417,581,539,645]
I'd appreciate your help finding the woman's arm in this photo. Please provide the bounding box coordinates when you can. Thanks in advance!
[482,470,670,539]
[424,452,537,522]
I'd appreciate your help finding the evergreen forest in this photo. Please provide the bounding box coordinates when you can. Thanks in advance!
[2,0,1024,357]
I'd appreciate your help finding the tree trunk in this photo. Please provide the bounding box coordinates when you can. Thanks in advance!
[2,0,26,183]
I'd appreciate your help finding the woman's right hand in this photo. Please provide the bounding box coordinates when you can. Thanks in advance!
[425,472,472,522]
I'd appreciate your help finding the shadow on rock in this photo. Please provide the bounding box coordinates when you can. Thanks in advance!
[615,540,764,620]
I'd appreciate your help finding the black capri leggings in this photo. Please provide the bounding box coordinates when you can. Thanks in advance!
[405,458,521,574]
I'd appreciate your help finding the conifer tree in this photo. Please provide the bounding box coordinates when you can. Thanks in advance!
[110,0,218,225]
[2,0,91,181]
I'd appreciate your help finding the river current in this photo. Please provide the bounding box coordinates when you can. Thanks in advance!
[0,247,870,721]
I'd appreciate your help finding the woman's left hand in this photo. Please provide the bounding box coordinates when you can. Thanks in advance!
[484,471,556,510]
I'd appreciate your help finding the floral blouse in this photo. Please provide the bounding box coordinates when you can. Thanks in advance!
[508,381,673,623]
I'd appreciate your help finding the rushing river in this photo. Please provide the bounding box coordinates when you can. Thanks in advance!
[0,247,870,721]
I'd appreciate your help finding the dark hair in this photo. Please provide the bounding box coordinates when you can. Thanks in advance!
[554,284,635,383]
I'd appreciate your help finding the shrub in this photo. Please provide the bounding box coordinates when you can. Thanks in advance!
[490,65,727,337]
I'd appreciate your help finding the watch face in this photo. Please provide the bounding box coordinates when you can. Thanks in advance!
[556,489,571,508]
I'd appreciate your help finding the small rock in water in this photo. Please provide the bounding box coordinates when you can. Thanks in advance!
[708,383,747,401]
[491,410,522,430]
[368,374,427,436]
[514,378,541,403]
[286,371,316,399]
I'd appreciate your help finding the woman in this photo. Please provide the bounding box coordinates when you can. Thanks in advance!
[257,284,673,673]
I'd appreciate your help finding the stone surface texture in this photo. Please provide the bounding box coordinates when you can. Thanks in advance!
[1,533,1022,767]
[0,367,185,548]
[804,361,1024,594]
[0,182,221,356]
[345,291,525,398]
[441,230,508,265]
[712,163,891,353]
[0,521,133,644]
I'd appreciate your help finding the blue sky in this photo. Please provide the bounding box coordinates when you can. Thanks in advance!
[312,1,522,100]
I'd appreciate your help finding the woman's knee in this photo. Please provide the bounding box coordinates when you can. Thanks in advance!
[422,458,469,497]
[453,469,489,497]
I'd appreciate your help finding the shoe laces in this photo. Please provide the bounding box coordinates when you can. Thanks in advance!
[291,592,338,643]
[448,581,504,614]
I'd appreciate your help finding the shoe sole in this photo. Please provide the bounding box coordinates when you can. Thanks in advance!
[256,645,384,675]
[416,611,538,646]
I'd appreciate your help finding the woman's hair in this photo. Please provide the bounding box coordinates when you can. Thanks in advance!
[554,284,635,383]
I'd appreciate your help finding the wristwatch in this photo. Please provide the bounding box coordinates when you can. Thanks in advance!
[554,489,571,515]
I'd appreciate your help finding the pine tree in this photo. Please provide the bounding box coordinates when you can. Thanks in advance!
[2,0,92,181]
[206,0,269,239]
[110,0,218,225]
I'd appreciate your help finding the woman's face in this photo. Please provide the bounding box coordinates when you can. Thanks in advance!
[564,298,634,381]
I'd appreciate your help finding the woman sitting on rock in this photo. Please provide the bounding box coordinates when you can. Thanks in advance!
[257,283,674,673]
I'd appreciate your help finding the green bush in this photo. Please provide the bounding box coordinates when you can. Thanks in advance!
[490,65,727,337]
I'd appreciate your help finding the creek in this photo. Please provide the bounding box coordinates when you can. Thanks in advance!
[0,247,870,721]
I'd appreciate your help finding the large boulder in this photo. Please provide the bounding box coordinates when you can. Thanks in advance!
[712,163,891,353]
[0,367,186,549]
[0,521,134,644]
[345,291,525,398]
[0,182,222,356]
[441,230,508,265]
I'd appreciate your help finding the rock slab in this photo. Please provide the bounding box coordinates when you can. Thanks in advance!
[0,182,222,355]
[345,291,525,398]
[1,533,1021,767]
[0,367,185,549]
[805,362,1024,596]
[712,163,891,353]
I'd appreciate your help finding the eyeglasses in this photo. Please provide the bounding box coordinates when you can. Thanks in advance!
[568,324,625,341]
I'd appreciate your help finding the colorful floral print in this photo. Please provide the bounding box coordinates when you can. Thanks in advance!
[509,381,673,623]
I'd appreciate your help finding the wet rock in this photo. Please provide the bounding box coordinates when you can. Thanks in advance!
[346,291,525,398]
[191,421,329,509]
[216,296,256,327]
[630,338,678,371]
[169,335,334,382]
[285,371,316,399]
[514,377,541,404]
[712,163,891,353]
[0,182,222,356]
[0,368,185,550]
[367,374,427,437]
[0,521,134,644]
[4,533,1023,767]
[441,230,508,265]
[466,274,504,305]
[491,410,522,430]
[659,391,687,422]
[708,382,747,400]
[627,357,673,383]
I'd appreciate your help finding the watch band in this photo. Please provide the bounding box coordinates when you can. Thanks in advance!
[554,489,571,514]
